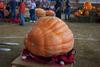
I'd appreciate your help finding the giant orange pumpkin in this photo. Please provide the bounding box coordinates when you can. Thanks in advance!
[24,17,74,57]
[46,10,55,16]
[35,8,46,17]
[83,2,92,10]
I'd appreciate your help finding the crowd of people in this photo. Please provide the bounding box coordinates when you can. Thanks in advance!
[0,0,71,26]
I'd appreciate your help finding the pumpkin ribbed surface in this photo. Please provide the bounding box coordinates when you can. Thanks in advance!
[24,17,74,57]
[35,8,46,17]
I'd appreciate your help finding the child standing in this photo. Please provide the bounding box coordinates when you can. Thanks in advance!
[19,0,26,26]
[29,0,36,23]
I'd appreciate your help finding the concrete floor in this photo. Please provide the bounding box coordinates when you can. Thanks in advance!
[0,21,100,67]
[67,22,100,67]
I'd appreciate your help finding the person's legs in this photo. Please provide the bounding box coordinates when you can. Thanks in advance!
[65,13,67,20]
[29,9,35,22]
[0,11,2,18]
[29,9,33,22]
[56,10,62,19]
[20,13,25,25]
[13,8,16,19]
[67,7,71,19]
[65,7,71,20]
[11,8,16,19]
[0,10,4,18]
[32,9,36,22]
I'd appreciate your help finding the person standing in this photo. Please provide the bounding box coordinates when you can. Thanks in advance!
[9,0,17,19]
[29,0,36,23]
[55,0,62,19]
[19,0,26,26]
[65,0,71,20]
[0,0,5,18]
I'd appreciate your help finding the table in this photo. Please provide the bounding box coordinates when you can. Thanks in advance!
[11,56,73,67]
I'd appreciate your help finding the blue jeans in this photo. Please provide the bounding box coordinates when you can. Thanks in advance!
[29,9,35,21]
[19,13,25,25]
[11,8,16,19]
[0,10,4,18]
[65,7,71,19]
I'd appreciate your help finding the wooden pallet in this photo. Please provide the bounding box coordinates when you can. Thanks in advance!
[11,56,73,67]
